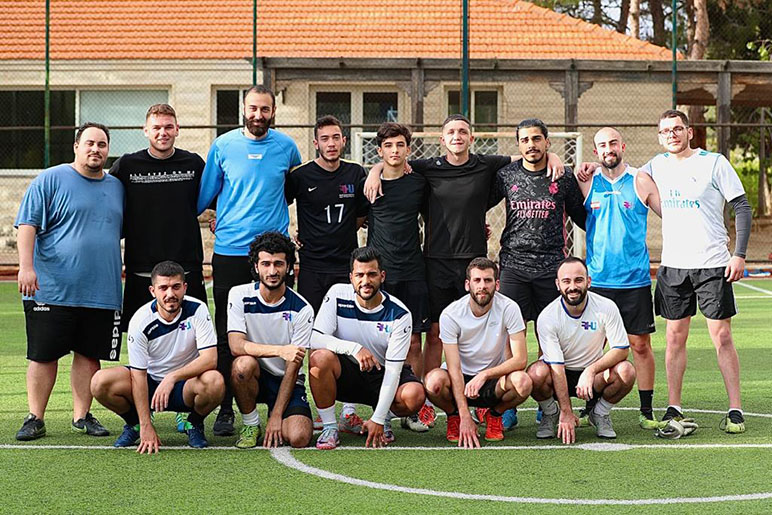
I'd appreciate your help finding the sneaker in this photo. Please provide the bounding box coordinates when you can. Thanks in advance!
[661,406,684,423]
[213,409,235,436]
[339,412,364,434]
[176,413,191,433]
[400,414,429,433]
[313,414,324,431]
[577,407,591,428]
[720,410,746,434]
[16,413,46,441]
[383,427,396,444]
[316,427,340,450]
[536,406,543,423]
[484,411,505,442]
[588,411,616,439]
[502,408,518,431]
[72,412,110,436]
[639,411,664,430]
[113,424,140,447]
[418,404,436,428]
[446,414,461,443]
[536,411,558,439]
[186,424,208,448]
[473,408,488,426]
[235,424,263,449]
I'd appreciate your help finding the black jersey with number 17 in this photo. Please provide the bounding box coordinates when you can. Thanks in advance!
[285,159,368,273]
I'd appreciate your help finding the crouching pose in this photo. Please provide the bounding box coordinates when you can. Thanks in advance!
[424,257,531,448]
[91,261,224,452]
[528,257,636,444]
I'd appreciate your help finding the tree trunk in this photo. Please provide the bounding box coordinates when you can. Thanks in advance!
[688,105,708,150]
[617,0,631,33]
[688,0,709,60]
[628,0,641,38]
[685,0,695,56]
[591,0,604,25]
[759,109,772,217]
[650,0,666,46]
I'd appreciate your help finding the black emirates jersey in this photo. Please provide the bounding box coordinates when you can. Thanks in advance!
[286,159,368,273]
[412,153,511,259]
[110,148,205,273]
[491,160,586,276]
[366,173,426,281]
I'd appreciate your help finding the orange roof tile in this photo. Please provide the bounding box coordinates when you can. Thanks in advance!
[0,0,672,60]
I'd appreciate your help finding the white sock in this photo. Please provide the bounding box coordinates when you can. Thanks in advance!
[242,409,260,427]
[728,408,744,415]
[384,418,392,431]
[538,399,558,416]
[341,403,356,416]
[318,406,337,428]
[668,404,683,414]
[593,398,614,417]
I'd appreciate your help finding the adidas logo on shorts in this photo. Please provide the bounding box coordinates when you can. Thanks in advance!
[32,302,50,312]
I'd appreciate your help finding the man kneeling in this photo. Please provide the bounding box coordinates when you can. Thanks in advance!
[310,247,425,449]
[228,232,314,448]
[91,261,224,452]
[528,257,636,444]
[425,257,531,448]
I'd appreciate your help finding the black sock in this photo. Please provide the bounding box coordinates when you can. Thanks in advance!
[639,390,654,413]
[489,409,502,417]
[220,394,233,413]
[448,410,459,417]
[120,407,139,427]
[187,410,205,426]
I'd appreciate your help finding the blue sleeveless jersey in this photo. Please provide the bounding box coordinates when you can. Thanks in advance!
[584,166,651,288]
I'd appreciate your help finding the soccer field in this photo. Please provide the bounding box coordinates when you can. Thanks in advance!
[1,280,771,514]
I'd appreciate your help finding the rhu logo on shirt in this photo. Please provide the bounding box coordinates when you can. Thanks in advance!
[376,322,391,333]
[178,320,192,331]
[581,321,598,331]
[623,201,632,209]
[663,189,701,209]
[339,184,355,194]
[283,312,293,322]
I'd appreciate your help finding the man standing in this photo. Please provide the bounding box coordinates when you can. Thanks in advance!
[15,122,123,440]
[309,247,426,450]
[110,104,207,334]
[90,261,224,451]
[197,86,302,436]
[424,258,531,448]
[365,122,431,432]
[642,110,751,433]
[528,257,636,444]
[228,232,314,449]
[578,127,662,429]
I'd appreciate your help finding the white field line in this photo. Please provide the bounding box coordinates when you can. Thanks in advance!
[735,281,772,296]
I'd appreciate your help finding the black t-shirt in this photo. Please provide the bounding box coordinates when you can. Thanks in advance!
[490,160,586,276]
[285,159,368,273]
[366,173,426,281]
[411,153,511,259]
[110,148,205,273]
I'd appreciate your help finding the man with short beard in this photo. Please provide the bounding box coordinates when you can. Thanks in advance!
[197,86,302,436]
[424,258,530,448]
[527,257,636,444]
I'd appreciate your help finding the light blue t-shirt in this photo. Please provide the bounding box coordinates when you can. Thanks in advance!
[197,128,302,255]
[15,164,124,309]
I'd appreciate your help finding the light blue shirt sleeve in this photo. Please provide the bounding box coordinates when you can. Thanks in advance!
[197,141,224,214]
[15,174,48,231]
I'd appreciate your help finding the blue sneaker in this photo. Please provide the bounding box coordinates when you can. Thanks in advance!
[186,424,208,448]
[114,424,140,447]
[536,407,543,423]
[502,408,518,431]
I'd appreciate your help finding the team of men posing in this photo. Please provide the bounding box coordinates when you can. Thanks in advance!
[15,85,751,451]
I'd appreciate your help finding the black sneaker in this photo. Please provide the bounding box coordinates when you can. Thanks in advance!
[72,412,110,436]
[16,413,46,441]
[213,409,235,436]
[661,406,684,423]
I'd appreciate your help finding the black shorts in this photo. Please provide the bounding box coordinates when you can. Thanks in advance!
[499,268,559,322]
[298,269,349,314]
[121,270,208,333]
[383,279,431,333]
[138,368,191,412]
[336,354,421,408]
[24,301,121,362]
[654,266,736,320]
[560,368,600,400]
[462,373,500,408]
[257,369,312,419]
[591,285,655,335]
[425,258,468,323]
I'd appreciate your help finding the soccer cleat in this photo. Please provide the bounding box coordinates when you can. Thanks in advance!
[577,407,591,428]
[339,412,364,434]
[720,410,746,434]
[113,424,140,447]
[484,411,505,442]
[400,414,429,433]
[235,424,263,449]
[213,409,235,436]
[316,427,340,450]
[383,427,396,444]
[72,412,110,436]
[313,414,324,431]
[639,411,665,430]
[16,413,46,441]
[536,411,558,439]
[176,412,191,433]
[418,404,436,428]
[661,406,684,423]
[186,424,208,448]
[588,411,616,439]
[473,408,489,426]
[502,408,518,431]
[446,414,461,443]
